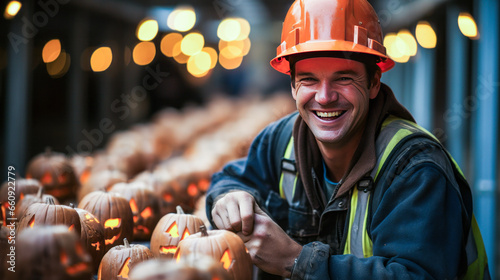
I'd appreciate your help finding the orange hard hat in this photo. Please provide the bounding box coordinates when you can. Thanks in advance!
[270,0,395,74]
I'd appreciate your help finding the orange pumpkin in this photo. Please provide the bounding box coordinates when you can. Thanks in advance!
[0,178,41,225]
[74,206,105,273]
[26,148,80,203]
[15,187,59,220]
[175,226,253,280]
[78,190,134,253]
[98,238,153,280]
[15,225,92,280]
[150,206,204,259]
[77,168,127,202]
[110,181,161,241]
[18,198,81,236]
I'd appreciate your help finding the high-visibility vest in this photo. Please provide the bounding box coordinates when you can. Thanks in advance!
[279,116,490,279]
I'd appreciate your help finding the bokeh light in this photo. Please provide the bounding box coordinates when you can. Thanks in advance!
[42,39,62,63]
[415,21,437,49]
[90,47,113,72]
[397,30,417,56]
[217,18,241,41]
[180,33,204,56]
[384,33,410,63]
[458,12,478,39]
[167,6,196,32]
[133,42,156,65]
[47,51,70,78]
[202,47,218,69]
[161,33,183,57]
[4,1,21,20]
[187,51,211,77]
[137,19,159,41]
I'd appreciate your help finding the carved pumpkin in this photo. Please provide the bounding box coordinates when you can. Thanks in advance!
[110,181,161,241]
[97,238,153,280]
[15,187,59,220]
[128,255,231,280]
[150,206,204,259]
[77,168,127,202]
[175,226,253,280]
[70,154,94,185]
[15,225,92,280]
[74,206,105,273]
[18,198,81,236]
[78,190,134,253]
[0,223,10,279]
[0,178,41,225]
[25,148,80,203]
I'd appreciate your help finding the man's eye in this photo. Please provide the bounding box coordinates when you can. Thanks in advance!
[300,77,316,82]
[339,77,353,81]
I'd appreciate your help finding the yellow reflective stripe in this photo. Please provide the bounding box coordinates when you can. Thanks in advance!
[279,137,295,200]
[463,216,489,280]
[374,128,412,181]
[362,196,373,258]
[343,188,359,255]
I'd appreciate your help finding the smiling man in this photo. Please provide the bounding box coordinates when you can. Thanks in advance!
[206,0,489,279]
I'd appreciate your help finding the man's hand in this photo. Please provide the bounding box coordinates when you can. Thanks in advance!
[239,204,302,278]
[211,191,256,236]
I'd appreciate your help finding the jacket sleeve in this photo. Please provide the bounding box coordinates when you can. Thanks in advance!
[205,114,293,228]
[292,145,466,279]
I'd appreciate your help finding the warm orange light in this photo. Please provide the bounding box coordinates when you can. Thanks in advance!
[58,174,67,184]
[105,233,121,245]
[66,263,89,275]
[161,33,183,57]
[29,216,35,228]
[187,183,198,197]
[140,207,153,219]
[219,54,243,70]
[41,172,53,185]
[163,193,173,203]
[160,246,177,254]
[42,39,61,63]
[68,224,75,231]
[20,192,24,200]
[220,250,232,270]
[91,242,101,251]
[176,252,181,262]
[136,19,159,41]
[60,251,69,265]
[166,222,179,237]
[181,228,190,240]
[80,170,91,184]
[118,257,131,278]
[90,47,113,72]
[133,216,138,223]
[133,41,156,65]
[104,218,121,229]
[130,199,138,213]
[1,204,7,226]
[4,1,22,20]
[85,214,92,220]
[198,179,210,192]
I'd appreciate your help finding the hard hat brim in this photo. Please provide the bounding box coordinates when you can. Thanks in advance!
[270,40,395,74]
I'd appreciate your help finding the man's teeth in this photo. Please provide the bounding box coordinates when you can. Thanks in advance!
[316,111,342,117]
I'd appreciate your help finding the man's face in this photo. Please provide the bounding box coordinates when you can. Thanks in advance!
[291,57,380,147]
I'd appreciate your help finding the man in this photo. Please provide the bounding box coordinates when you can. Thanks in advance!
[206,0,489,279]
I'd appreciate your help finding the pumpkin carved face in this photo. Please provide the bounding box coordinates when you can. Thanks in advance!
[0,178,41,225]
[25,148,80,203]
[16,225,92,280]
[175,226,253,280]
[78,191,134,253]
[150,206,204,259]
[74,207,105,273]
[110,182,161,241]
[18,198,81,236]
[97,238,153,280]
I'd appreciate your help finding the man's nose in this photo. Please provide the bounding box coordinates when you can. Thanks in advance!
[315,82,339,104]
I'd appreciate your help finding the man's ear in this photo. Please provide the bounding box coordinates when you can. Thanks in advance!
[369,69,382,99]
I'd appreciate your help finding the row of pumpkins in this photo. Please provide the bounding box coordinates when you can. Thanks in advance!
[0,93,296,280]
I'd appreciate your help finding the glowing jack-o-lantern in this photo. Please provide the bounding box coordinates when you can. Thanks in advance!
[74,206,105,273]
[175,226,253,280]
[78,190,134,253]
[127,256,231,280]
[98,238,153,280]
[25,148,80,203]
[14,187,59,221]
[16,225,92,280]
[0,178,42,224]
[110,182,161,241]
[18,198,81,236]
[150,206,204,259]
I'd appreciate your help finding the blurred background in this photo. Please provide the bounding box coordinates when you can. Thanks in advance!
[0,0,498,277]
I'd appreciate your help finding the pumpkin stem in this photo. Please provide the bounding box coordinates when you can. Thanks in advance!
[46,197,55,205]
[123,238,130,248]
[200,225,208,237]
[36,187,43,198]
[176,205,185,215]
[70,203,74,209]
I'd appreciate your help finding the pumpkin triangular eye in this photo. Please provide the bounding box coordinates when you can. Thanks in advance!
[104,218,121,229]
[60,251,69,265]
[129,199,138,213]
[29,215,36,228]
[140,207,152,219]
[220,249,232,270]
[181,228,190,240]
[166,222,179,237]
[41,172,53,185]
[118,257,131,278]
